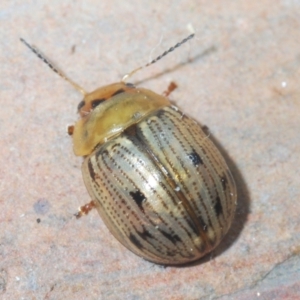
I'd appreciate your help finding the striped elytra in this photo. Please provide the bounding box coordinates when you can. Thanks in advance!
[78,83,237,265]
[21,35,237,265]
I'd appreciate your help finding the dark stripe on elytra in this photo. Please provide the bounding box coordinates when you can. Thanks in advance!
[88,159,96,181]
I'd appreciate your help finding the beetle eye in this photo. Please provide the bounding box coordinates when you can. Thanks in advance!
[125,82,135,88]
[91,99,105,109]
[77,100,85,111]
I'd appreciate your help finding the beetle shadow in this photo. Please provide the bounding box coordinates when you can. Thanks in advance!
[134,45,217,86]
[170,130,250,269]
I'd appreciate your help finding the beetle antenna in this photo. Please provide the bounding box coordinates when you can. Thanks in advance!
[20,38,87,96]
[122,33,195,82]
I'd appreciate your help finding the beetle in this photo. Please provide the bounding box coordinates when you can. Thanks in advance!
[21,34,237,265]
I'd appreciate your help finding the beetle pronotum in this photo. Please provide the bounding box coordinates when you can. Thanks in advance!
[21,34,237,265]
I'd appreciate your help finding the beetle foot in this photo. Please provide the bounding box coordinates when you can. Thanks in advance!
[75,201,96,219]
[163,81,178,97]
[67,125,74,136]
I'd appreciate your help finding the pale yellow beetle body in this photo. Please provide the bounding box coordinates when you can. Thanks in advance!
[21,35,237,265]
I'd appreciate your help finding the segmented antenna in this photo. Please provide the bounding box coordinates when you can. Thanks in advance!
[20,38,87,95]
[122,33,195,82]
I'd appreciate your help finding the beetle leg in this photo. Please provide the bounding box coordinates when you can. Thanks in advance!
[67,125,74,136]
[75,200,96,219]
[201,125,210,137]
[163,81,178,97]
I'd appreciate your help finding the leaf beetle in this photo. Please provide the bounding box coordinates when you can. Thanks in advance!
[21,34,237,265]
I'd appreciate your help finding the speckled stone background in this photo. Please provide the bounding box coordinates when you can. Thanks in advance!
[1,0,300,299]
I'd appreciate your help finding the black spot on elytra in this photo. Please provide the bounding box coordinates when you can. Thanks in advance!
[124,124,137,137]
[220,175,228,190]
[129,233,143,249]
[88,160,96,181]
[137,229,153,240]
[166,251,176,257]
[201,125,209,134]
[91,99,105,109]
[112,88,125,96]
[214,196,223,216]
[160,230,182,245]
[130,190,146,212]
[188,150,203,166]
[77,100,85,111]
